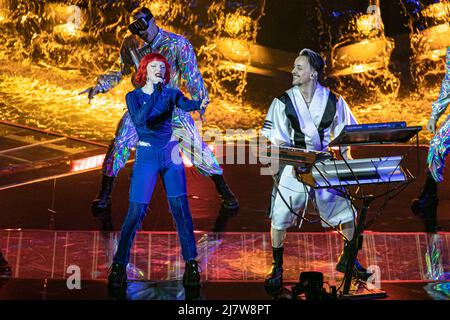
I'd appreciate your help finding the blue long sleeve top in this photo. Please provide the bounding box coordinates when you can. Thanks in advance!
[126,84,202,148]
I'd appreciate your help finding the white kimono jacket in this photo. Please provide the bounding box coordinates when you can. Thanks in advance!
[261,84,358,229]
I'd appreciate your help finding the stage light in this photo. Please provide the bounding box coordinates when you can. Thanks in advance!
[412,2,450,63]
[412,23,450,62]
[330,37,394,77]
[70,154,105,172]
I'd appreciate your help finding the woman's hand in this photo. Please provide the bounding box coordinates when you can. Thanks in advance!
[79,84,102,103]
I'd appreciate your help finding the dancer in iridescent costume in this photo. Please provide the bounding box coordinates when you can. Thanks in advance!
[411,46,450,232]
[82,7,239,216]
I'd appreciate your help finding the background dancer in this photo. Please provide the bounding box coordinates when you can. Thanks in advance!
[82,6,239,220]
[411,46,450,232]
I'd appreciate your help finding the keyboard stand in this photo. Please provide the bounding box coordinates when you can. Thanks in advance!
[331,124,422,299]
[340,194,387,299]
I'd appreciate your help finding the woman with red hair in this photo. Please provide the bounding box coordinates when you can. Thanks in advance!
[134,53,171,86]
[108,53,208,290]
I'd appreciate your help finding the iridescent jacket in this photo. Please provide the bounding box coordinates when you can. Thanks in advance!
[96,28,208,101]
[431,46,450,121]
[427,46,450,182]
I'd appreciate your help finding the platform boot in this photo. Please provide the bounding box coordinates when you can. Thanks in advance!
[210,174,239,211]
[336,242,372,281]
[264,247,284,295]
[108,263,127,289]
[411,172,439,232]
[92,175,115,216]
[183,260,201,289]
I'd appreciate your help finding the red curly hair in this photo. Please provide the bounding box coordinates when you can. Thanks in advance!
[134,53,171,86]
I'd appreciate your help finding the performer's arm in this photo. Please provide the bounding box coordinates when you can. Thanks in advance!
[126,92,152,132]
[260,98,292,146]
[172,89,208,112]
[429,47,450,132]
[82,37,137,100]
[332,96,358,160]
[140,88,208,125]
[176,37,209,102]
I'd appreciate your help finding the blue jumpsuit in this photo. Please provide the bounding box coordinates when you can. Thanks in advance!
[113,84,202,265]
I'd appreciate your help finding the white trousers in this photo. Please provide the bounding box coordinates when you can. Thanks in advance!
[270,165,356,230]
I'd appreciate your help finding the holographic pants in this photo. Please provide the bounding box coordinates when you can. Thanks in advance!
[102,109,223,177]
[427,114,450,183]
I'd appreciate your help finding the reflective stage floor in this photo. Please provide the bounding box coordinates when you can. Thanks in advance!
[1,229,450,283]
[1,121,450,300]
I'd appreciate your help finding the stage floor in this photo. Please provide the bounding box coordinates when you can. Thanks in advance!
[1,229,450,283]
[1,122,450,300]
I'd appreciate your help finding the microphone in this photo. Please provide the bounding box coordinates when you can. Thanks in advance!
[157,82,163,93]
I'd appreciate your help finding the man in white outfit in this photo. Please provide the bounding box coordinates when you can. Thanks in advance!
[260,48,371,292]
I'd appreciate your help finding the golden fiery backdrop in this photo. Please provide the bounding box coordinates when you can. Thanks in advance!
[0,0,449,143]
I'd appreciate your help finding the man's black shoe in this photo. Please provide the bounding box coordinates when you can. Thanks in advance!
[336,253,372,281]
[210,174,239,211]
[92,175,115,217]
[264,247,283,296]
